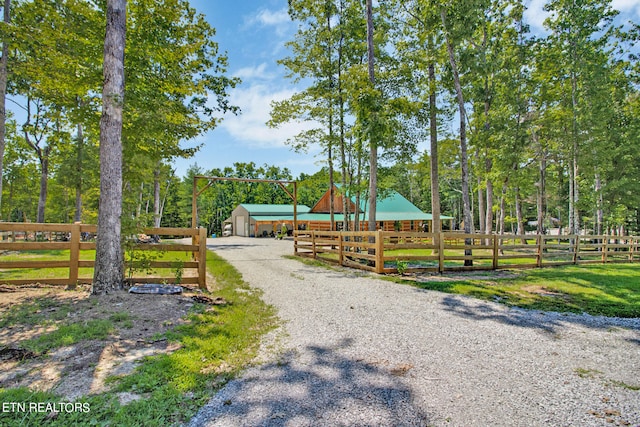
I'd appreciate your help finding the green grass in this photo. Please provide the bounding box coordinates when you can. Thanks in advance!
[22,319,115,354]
[0,296,75,328]
[0,249,95,281]
[0,244,197,283]
[406,264,640,318]
[295,247,640,317]
[0,249,277,426]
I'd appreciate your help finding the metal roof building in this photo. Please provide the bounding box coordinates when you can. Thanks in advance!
[228,186,453,236]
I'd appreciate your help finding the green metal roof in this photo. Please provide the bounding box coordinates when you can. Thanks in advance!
[357,191,454,221]
[239,204,310,216]
[253,212,452,222]
[241,191,453,222]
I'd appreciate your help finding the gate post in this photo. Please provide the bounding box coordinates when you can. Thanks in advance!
[375,230,384,274]
[69,222,81,285]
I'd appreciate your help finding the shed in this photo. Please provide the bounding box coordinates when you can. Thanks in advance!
[230,204,311,237]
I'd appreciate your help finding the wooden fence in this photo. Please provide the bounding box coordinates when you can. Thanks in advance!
[294,230,640,274]
[0,222,208,289]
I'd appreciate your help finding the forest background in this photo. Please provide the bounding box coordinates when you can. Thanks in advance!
[0,0,638,238]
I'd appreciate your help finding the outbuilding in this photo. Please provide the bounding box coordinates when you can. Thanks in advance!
[230,204,311,237]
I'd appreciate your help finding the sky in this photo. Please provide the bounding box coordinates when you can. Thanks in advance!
[173,0,318,179]
[173,0,640,180]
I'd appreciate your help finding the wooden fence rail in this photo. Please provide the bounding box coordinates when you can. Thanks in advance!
[294,230,640,274]
[0,223,207,289]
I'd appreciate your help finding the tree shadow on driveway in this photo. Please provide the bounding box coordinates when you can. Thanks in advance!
[188,338,432,427]
[439,294,640,345]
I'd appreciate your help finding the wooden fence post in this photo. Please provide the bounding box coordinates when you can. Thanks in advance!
[198,227,207,290]
[602,236,608,263]
[375,230,384,274]
[573,235,580,265]
[338,233,344,267]
[536,234,543,268]
[69,222,81,285]
[492,234,499,270]
[312,231,316,258]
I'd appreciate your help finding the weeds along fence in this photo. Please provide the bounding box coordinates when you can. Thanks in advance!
[0,222,208,289]
[294,230,640,274]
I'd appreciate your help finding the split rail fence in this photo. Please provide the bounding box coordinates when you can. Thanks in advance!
[294,230,640,274]
[0,222,208,289]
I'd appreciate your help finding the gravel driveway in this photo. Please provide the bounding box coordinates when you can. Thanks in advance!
[189,236,640,427]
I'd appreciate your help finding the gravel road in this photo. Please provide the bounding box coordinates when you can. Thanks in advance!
[188,236,640,427]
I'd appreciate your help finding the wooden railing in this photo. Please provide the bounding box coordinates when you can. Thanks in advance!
[294,230,640,274]
[0,223,208,289]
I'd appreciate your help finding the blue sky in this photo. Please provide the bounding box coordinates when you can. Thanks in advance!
[173,0,319,179]
[173,0,640,180]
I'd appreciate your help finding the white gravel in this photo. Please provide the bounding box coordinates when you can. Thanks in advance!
[188,236,640,427]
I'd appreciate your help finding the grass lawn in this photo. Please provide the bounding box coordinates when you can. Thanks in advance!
[0,245,202,283]
[0,250,277,426]
[404,263,640,318]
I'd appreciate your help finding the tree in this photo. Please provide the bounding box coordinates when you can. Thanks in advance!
[365,0,377,233]
[10,0,103,223]
[92,0,126,294]
[540,0,619,234]
[123,0,238,228]
[440,4,474,263]
[0,0,10,214]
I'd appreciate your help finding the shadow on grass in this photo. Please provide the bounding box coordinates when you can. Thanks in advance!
[413,264,640,319]
[189,338,432,427]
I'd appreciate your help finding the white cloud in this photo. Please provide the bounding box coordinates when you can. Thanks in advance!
[524,0,550,33]
[244,8,291,38]
[219,84,318,149]
[234,63,275,81]
[255,8,290,26]
[612,0,640,19]
[525,0,640,33]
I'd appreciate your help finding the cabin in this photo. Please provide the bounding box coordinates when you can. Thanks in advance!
[297,185,454,232]
[226,185,453,236]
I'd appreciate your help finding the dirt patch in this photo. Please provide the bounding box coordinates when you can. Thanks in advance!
[520,285,571,300]
[0,284,211,400]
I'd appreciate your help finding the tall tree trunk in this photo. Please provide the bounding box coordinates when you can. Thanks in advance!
[568,154,576,235]
[74,123,84,222]
[353,139,363,231]
[532,128,547,235]
[93,0,126,295]
[328,143,335,230]
[498,182,507,235]
[572,149,579,234]
[441,8,472,265]
[366,0,377,234]
[477,174,485,234]
[153,165,161,228]
[136,182,143,218]
[23,112,50,223]
[0,0,9,216]
[326,8,335,232]
[515,187,525,244]
[428,60,440,236]
[37,153,49,223]
[485,159,493,235]
[338,9,349,231]
[595,173,603,235]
